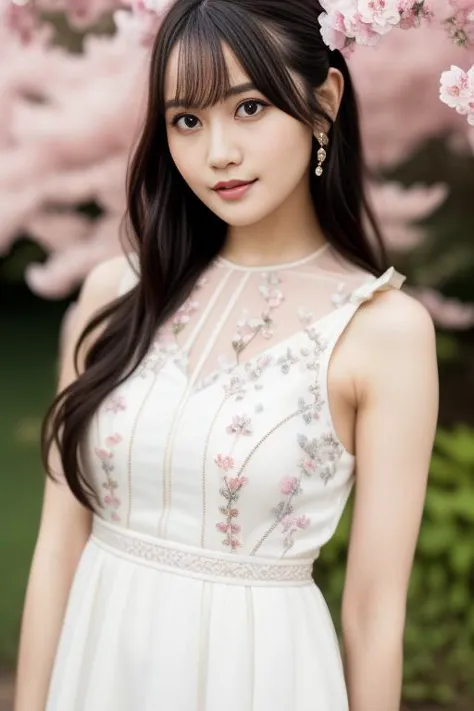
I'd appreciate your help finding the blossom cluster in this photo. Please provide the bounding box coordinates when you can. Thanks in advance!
[318,0,433,52]
[319,0,474,124]
[440,64,474,124]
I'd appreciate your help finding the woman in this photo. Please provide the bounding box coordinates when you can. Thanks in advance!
[14,0,439,709]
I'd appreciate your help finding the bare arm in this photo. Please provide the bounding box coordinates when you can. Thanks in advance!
[14,255,129,711]
[341,290,439,711]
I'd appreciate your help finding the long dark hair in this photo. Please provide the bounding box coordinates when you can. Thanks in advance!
[42,0,388,509]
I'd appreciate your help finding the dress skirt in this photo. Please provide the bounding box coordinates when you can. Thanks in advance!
[46,518,349,711]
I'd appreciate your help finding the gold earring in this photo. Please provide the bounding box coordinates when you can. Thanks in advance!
[315,132,329,177]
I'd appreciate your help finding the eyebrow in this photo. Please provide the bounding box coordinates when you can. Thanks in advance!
[164,81,257,110]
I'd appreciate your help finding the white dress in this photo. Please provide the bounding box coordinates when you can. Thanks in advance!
[46,244,405,711]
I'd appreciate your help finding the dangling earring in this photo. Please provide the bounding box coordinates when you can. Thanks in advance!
[315,132,329,177]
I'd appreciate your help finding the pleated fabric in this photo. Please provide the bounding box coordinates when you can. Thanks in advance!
[46,538,348,711]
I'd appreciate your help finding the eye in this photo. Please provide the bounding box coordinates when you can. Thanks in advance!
[171,114,201,131]
[236,99,268,118]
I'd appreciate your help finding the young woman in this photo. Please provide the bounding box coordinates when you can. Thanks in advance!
[14,1,439,709]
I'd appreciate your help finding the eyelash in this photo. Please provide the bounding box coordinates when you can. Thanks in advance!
[171,98,270,130]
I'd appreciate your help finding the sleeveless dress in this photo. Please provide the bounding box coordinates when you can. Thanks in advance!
[46,243,405,711]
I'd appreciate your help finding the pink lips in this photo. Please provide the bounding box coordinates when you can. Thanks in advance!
[212,179,257,201]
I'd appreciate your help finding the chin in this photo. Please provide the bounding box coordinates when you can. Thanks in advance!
[210,203,276,228]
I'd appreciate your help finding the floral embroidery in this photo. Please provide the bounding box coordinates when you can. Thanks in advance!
[230,271,284,357]
[223,376,246,399]
[298,364,325,424]
[169,299,200,336]
[214,453,235,471]
[259,271,284,309]
[95,434,123,522]
[266,475,311,553]
[104,394,127,413]
[215,454,248,550]
[135,341,171,379]
[226,414,253,436]
[242,353,274,382]
[297,432,344,484]
[304,330,328,360]
[232,311,273,354]
[281,513,311,551]
[276,347,300,374]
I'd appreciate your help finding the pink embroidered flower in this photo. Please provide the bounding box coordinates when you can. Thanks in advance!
[226,476,248,491]
[301,457,316,476]
[223,376,246,397]
[104,495,121,509]
[214,453,235,471]
[216,521,241,534]
[216,521,230,533]
[281,513,311,550]
[295,514,311,530]
[105,394,127,413]
[283,513,310,533]
[280,476,300,496]
[226,414,253,436]
[95,447,113,461]
[105,433,123,447]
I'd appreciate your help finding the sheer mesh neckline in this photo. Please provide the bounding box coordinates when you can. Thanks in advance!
[216,243,329,272]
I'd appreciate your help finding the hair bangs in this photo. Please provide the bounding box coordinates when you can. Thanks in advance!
[159,1,311,123]
[172,15,231,110]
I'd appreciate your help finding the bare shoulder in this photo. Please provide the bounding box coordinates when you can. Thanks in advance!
[348,287,438,397]
[354,287,436,350]
[80,253,132,308]
[62,254,133,372]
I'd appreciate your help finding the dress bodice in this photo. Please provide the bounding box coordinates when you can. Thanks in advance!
[81,244,405,562]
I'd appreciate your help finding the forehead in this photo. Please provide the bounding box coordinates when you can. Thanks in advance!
[164,40,250,104]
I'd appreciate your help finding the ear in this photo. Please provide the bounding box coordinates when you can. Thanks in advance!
[313,68,344,135]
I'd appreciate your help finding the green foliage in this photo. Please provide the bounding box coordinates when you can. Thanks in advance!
[316,425,474,707]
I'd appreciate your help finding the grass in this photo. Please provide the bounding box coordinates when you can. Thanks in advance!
[0,284,69,667]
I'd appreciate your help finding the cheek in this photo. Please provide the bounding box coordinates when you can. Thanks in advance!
[253,117,312,175]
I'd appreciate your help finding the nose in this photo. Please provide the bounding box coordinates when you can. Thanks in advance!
[207,122,242,170]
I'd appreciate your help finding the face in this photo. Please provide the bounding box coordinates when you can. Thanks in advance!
[164,43,315,227]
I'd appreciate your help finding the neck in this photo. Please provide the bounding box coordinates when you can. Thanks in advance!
[221,180,327,267]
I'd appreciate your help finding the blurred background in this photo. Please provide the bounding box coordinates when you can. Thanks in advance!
[0,1,474,709]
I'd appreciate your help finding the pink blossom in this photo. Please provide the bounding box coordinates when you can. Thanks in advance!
[301,457,316,476]
[226,476,248,491]
[358,0,402,32]
[105,433,123,447]
[216,521,230,533]
[95,447,113,460]
[214,454,235,472]
[105,395,127,413]
[440,65,474,123]
[295,514,311,530]
[280,476,300,496]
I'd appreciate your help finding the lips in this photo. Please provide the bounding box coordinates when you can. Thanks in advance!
[212,179,257,191]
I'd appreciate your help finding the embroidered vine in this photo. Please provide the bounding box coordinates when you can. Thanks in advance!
[297,432,344,484]
[272,476,311,553]
[232,271,285,359]
[215,410,255,551]
[95,432,123,522]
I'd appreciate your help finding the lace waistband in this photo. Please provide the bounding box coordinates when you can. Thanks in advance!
[91,516,314,587]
